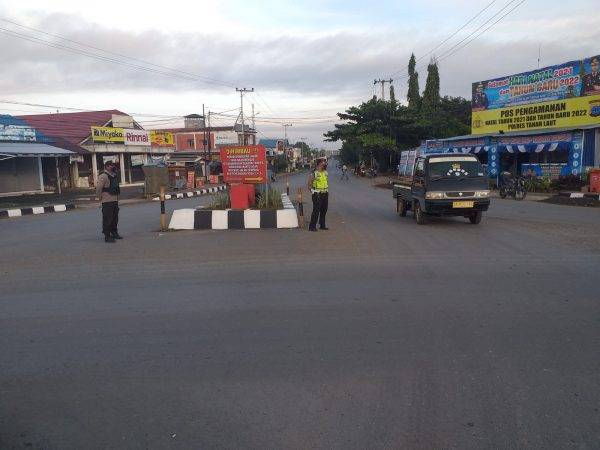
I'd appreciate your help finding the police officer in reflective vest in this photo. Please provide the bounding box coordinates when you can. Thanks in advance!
[307,157,329,231]
[96,160,122,243]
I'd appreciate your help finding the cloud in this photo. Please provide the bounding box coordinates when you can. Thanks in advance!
[0,2,598,148]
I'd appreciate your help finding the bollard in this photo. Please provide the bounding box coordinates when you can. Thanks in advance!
[286,174,290,196]
[297,187,304,228]
[159,186,166,231]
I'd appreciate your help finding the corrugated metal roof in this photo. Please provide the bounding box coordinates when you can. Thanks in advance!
[0,142,74,157]
[16,110,126,153]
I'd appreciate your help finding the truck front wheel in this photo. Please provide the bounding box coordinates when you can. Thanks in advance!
[397,198,407,217]
[414,201,426,225]
[468,211,482,224]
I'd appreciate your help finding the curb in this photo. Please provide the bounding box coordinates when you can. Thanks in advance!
[0,203,75,219]
[556,192,600,199]
[169,193,298,230]
[152,185,227,201]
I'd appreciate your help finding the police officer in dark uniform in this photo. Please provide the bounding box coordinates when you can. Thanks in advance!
[96,161,122,243]
[583,57,600,95]
[472,82,488,110]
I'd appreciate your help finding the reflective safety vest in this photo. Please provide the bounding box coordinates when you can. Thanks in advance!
[312,170,329,192]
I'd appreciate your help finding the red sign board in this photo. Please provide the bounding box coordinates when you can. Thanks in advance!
[220,145,267,184]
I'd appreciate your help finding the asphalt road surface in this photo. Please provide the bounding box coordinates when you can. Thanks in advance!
[1,169,599,449]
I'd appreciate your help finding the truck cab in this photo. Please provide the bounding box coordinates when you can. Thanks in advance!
[392,154,490,224]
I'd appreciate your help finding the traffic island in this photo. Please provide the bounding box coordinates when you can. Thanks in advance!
[151,185,227,201]
[0,203,75,219]
[541,192,600,207]
[168,193,299,230]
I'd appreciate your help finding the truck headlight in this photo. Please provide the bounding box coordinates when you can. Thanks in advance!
[425,191,446,199]
[474,190,490,198]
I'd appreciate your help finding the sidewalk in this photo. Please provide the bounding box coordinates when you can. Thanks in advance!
[0,185,145,210]
[0,183,230,211]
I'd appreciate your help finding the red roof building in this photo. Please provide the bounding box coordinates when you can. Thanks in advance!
[17,110,125,154]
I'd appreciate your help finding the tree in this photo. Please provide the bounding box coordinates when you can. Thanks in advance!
[422,60,440,118]
[389,84,396,104]
[407,53,421,110]
[325,62,472,172]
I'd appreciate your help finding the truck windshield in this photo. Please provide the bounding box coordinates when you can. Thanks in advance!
[428,158,485,180]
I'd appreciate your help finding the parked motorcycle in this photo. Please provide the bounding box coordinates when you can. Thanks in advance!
[499,172,526,200]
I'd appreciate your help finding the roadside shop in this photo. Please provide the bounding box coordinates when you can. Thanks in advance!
[417,54,600,181]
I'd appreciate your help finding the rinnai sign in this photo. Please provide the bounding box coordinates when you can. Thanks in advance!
[125,129,150,146]
[91,126,151,146]
[220,144,267,184]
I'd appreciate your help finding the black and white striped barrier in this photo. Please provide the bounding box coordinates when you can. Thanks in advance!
[169,193,298,230]
[0,203,75,219]
[152,185,227,201]
[556,192,600,199]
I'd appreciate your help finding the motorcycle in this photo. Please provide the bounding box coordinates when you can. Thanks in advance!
[499,173,526,200]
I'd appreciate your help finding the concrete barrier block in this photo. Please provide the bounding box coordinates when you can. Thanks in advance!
[169,209,195,230]
[244,210,261,229]
[211,210,228,229]
[277,209,299,228]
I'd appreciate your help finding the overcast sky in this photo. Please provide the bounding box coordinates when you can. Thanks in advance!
[0,0,598,148]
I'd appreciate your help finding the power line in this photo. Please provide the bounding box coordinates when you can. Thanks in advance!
[436,0,527,64]
[0,16,235,88]
[0,26,235,88]
[390,0,498,77]
[393,0,522,81]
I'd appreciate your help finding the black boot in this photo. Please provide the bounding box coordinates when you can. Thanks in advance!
[104,234,115,243]
[111,232,123,240]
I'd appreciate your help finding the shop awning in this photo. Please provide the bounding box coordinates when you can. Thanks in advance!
[0,142,75,157]
[167,154,204,164]
[498,142,570,153]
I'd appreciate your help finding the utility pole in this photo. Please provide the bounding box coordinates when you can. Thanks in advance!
[251,103,256,132]
[374,78,393,100]
[236,87,254,145]
[283,123,292,143]
[202,103,208,181]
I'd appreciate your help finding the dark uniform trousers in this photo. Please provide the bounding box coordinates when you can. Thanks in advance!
[309,192,328,229]
[102,201,119,236]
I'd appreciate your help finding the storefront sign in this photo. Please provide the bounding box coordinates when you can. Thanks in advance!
[0,124,36,142]
[220,145,267,184]
[150,130,175,147]
[215,131,239,145]
[521,163,568,179]
[124,129,150,146]
[91,126,124,143]
[472,55,600,134]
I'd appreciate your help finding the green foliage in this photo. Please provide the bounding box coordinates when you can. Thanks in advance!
[340,141,361,165]
[389,84,396,104]
[272,155,288,173]
[257,187,283,209]
[524,175,552,193]
[422,60,440,118]
[210,192,231,210]
[407,53,421,109]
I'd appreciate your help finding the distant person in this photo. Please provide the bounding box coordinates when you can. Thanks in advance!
[472,82,489,110]
[341,164,349,180]
[307,157,329,231]
[583,57,600,95]
[96,161,122,243]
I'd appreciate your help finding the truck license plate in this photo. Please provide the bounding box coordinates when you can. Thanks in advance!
[452,201,474,208]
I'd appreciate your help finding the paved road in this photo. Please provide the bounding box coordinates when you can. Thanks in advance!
[1,169,599,449]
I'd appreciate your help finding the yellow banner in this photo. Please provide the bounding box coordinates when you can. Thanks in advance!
[91,126,124,143]
[472,94,600,135]
[150,130,174,147]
